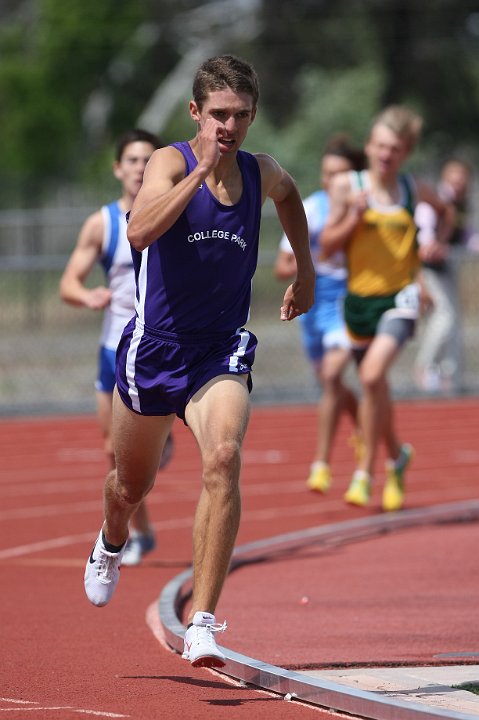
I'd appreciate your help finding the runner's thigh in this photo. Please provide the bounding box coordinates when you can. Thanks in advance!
[185,375,251,451]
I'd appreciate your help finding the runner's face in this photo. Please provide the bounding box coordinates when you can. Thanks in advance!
[365,124,409,180]
[441,163,470,202]
[320,155,354,191]
[114,141,156,198]
[191,88,256,154]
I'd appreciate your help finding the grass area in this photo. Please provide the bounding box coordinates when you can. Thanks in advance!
[455,683,479,695]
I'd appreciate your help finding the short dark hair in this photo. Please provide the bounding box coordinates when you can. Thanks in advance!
[115,128,163,162]
[324,133,366,171]
[192,55,259,110]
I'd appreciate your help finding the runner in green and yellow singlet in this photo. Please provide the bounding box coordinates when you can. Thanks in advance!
[321,105,454,512]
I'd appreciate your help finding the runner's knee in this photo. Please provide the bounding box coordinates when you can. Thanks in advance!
[202,439,242,490]
[359,365,385,393]
[112,469,155,506]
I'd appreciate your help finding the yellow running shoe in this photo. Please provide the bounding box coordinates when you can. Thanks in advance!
[306,462,331,493]
[344,470,371,507]
[382,443,414,512]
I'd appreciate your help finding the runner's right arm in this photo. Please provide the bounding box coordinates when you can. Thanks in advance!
[59,211,112,310]
[320,173,368,258]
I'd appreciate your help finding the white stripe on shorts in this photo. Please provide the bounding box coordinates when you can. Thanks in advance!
[126,247,149,413]
[228,329,250,373]
[125,318,145,412]
[135,247,149,323]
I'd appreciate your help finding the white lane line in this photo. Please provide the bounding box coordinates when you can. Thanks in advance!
[0,446,287,484]
[0,709,128,716]
[1,473,478,523]
[0,501,110,521]
[2,480,105,497]
[0,449,287,487]
[0,698,128,717]
[145,602,172,653]
[0,515,193,560]
[0,477,315,520]
[1,484,476,562]
[0,533,97,560]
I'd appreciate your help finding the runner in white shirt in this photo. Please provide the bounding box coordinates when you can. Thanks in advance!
[60,129,173,566]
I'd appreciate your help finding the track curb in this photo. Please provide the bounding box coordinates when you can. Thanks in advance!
[158,499,479,720]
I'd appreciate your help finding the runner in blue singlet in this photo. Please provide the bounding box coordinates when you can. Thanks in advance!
[275,135,365,494]
[60,129,172,566]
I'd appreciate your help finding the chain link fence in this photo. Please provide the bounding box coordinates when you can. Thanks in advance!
[1,206,478,416]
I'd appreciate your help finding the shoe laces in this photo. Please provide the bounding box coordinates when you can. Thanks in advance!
[95,548,120,584]
[209,620,227,634]
[194,620,227,646]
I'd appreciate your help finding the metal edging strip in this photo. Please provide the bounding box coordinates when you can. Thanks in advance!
[158,499,479,720]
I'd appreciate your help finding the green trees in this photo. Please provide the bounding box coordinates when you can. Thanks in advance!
[0,0,161,202]
[0,0,478,206]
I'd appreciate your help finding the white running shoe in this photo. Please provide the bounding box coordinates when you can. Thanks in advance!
[182,611,227,668]
[122,530,156,567]
[84,530,125,607]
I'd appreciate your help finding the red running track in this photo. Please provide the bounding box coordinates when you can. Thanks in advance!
[1,398,478,719]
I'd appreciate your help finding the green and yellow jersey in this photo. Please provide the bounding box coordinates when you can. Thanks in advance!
[344,170,420,342]
[347,170,420,297]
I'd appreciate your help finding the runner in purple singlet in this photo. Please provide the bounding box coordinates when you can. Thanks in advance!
[84,55,315,668]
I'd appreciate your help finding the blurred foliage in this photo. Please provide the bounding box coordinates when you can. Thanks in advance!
[0,2,142,196]
[245,64,384,195]
[253,0,479,138]
[0,0,180,203]
[0,0,478,206]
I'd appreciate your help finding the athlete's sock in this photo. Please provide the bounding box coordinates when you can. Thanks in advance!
[102,530,126,554]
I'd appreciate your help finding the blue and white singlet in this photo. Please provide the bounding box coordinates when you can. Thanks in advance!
[99,200,136,350]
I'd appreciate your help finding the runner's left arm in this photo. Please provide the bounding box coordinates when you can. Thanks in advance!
[256,153,315,320]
